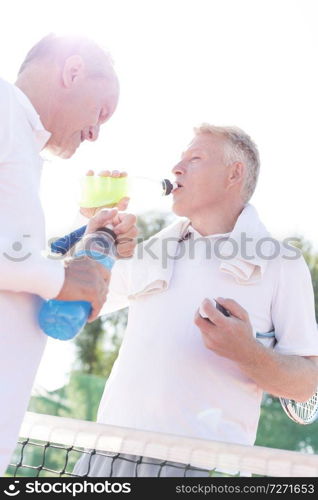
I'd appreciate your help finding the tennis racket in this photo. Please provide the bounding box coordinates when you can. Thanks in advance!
[279,391,318,425]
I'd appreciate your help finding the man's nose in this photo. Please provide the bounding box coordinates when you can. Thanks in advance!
[86,125,100,142]
[171,161,186,175]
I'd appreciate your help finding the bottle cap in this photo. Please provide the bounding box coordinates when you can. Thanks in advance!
[162,179,178,195]
[95,226,117,243]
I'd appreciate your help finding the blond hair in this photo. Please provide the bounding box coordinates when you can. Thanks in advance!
[194,124,260,202]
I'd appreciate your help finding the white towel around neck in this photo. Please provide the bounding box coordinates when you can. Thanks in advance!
[126,204,277,300]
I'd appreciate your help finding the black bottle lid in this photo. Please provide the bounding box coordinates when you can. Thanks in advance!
[162,179,175,195]
[95,226,117,243]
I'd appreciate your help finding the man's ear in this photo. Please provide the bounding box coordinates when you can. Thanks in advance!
[62,55,85,88]
[228,162,245,187]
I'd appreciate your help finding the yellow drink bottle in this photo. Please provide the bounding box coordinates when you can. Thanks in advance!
[79,175,177,208]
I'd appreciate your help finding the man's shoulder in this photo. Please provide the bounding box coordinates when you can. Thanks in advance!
[0,78,15,101]
[268,242,310,285]
[0,78,20,122]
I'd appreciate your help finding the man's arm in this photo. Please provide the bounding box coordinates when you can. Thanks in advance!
[195,297,318,402]
[0,238,65,300]
[236,342,318,402]
[0,81,65,300]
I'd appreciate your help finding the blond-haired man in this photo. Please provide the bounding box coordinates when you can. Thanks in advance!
[75,125,318,477]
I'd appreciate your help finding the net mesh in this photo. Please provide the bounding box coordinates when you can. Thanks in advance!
[7,412,318,478]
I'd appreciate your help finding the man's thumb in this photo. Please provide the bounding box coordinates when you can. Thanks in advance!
[86,208,118,233]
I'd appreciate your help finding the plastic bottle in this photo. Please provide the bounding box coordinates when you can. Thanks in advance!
[51,175,177,255]
[49,176,177,256]
[39,227,117,341]
[79,175,177,209]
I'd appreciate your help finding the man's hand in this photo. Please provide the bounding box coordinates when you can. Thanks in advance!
[194,297,257,363]
[85,207,138,260]
[54,256,111,323]
[80,170,130,218]
[112,211,138,258]
[196,299,318,402]
[54,207,137,323]
[84,208,118,234]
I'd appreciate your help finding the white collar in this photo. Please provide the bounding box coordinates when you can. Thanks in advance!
[13,85,51,151]
[173,207,272,283]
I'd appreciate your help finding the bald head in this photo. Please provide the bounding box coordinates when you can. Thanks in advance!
[16,34,120,159]
[18,33,115,79]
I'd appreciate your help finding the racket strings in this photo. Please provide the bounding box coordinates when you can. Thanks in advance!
[281,390,318,424]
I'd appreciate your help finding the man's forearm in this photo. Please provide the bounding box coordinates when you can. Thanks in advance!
[238,340,318,402]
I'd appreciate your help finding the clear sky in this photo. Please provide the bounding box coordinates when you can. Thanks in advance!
[1,0,318,390]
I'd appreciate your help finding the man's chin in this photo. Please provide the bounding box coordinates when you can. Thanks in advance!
[46,143,78,159]
[59,149,75,159]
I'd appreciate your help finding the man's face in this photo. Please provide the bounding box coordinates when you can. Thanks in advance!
[46,74,119,159]
[171,133,230,218]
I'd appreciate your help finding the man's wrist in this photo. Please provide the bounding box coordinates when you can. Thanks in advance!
[236,336,266,370]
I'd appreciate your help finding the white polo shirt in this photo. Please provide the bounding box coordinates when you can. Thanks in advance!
[97,218,318,447]
[0,78,65,475]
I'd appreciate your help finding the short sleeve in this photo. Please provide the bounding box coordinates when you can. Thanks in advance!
[272,254,318,356]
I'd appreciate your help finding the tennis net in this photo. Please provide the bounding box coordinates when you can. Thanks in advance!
[7,411,318,478]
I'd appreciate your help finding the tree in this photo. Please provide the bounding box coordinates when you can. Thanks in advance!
[301,242,318,321]
[256,395,318,453]
[136,211,173,241]
[286,236,318,320]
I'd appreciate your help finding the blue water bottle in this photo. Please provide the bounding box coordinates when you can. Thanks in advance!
[39,227,117,340]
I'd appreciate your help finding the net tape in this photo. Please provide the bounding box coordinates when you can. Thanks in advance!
[9,412,318,477]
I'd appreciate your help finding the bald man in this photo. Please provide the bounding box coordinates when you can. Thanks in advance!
[0,34,136,475]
